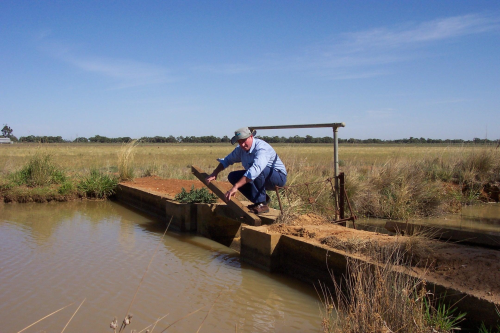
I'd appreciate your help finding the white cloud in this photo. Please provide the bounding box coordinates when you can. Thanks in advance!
[299,13,500,79]
[337,14,499,51]
[40,39,173,89]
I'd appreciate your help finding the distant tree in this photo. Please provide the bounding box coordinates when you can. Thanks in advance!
[2,124,13,138]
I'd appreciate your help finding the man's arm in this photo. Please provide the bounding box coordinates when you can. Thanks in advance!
[205,163,225,184]
[225,175,251,202]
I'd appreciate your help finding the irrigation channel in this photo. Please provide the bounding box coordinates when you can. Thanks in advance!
[356,203,500,236]
[0,201,321,332]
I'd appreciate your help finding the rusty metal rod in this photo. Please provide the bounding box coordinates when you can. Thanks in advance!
[249,123,345,130]
[344,188,357,229]
[333,217,356,224]
[275,186,284,212]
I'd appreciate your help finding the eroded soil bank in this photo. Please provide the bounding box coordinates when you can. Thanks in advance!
[268,215,500,304]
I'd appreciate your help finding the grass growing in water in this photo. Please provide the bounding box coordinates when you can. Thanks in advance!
[77,169,118,199]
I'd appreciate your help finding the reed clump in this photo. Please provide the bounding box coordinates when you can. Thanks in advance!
[118,140,138,181]
[77,168,119,199]
[319,243,466,333]
[9,152,66,187]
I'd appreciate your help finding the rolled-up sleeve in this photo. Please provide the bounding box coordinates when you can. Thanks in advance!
[243,148,271,181]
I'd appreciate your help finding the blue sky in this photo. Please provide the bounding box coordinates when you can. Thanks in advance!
[1,1,499,140]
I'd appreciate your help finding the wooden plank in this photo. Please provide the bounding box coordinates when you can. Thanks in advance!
[191,165,262,226]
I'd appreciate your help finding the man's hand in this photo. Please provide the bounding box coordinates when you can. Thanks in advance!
[225,186,238,202]
[205,173,217,184]
[206,163,225,185]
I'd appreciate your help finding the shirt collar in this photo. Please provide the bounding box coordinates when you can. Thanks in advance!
[247,137,257,154]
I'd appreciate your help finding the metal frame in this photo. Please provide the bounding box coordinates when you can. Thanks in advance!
[249,122,345,218]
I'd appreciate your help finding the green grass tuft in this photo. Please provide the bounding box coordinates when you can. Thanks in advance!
[10,152,66,187]
[77,169,118,199]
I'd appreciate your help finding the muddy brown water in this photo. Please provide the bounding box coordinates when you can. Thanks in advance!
[355,203,500,234]
[0,201,322,332]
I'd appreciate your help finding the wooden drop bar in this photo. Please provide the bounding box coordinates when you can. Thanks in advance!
[191,165,262,226]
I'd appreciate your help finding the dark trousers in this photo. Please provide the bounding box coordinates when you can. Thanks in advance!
[228,167,287,204]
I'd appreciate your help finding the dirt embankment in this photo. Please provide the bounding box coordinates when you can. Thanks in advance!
[268,213,500,304]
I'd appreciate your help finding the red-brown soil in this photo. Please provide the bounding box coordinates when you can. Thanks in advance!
[123,177,500,305]
[121,176,243,202]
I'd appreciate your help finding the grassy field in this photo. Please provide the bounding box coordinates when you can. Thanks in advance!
[2,142,496,177]
[1,142,499,219]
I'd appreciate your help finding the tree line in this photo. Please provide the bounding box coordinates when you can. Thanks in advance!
[13,134,499,145]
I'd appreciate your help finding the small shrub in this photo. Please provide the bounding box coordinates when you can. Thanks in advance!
[10,152,66,187]
[78,169,118,199]
[174,185,218,204]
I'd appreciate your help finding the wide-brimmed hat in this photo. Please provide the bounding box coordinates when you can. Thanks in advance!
[230,127,257,145]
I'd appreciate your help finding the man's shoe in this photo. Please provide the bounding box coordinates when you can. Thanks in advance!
[251,203,269,214]
[247,203,258,210]
[248,195,270,210]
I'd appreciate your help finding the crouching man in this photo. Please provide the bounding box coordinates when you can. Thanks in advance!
[205,127,287,214]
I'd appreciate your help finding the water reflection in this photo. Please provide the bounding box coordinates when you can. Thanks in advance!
[0,201,321,332]
[357,203,500,234]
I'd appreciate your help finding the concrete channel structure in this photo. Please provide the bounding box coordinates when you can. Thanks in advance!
[114,182,500,328]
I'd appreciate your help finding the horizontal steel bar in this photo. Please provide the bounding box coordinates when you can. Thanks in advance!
[249,123,345,131]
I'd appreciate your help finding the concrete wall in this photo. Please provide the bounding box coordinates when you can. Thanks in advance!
[114,184,500,328]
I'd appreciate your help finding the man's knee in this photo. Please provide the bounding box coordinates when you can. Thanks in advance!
[227,170,244,185]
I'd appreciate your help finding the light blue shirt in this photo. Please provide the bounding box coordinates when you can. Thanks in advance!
[217,138,287,181]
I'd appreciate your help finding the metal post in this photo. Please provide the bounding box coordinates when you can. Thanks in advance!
[339,172,345,226]
[333,126,339,219]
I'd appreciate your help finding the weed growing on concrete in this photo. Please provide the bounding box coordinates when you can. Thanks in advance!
[174,185,218,204]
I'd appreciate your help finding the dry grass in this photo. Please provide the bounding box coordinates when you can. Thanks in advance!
[118,140,138,181]
[318,241,466,333]
[1,143,498,218]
